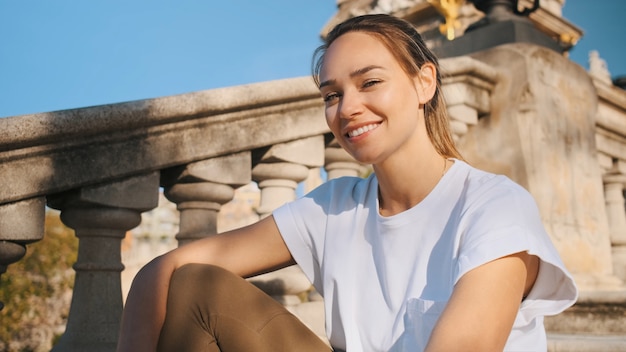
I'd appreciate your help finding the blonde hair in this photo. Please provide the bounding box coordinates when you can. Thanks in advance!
[312,14,463,160]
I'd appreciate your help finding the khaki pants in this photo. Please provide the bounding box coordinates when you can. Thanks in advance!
[157,263,332,352]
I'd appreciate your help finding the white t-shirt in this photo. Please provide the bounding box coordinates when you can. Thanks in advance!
[273,160,578,352]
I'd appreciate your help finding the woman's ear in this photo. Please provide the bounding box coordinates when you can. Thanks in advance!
[413,62,437,104]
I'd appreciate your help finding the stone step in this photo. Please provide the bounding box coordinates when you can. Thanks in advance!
[545,292,626,351]
[548,333,626,352]
[545,290,626,337]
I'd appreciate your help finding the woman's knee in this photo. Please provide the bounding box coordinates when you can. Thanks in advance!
[171,263,233,286]
[168,264,244,307]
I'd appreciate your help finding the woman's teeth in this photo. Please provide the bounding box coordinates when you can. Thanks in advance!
[347,123,378,138]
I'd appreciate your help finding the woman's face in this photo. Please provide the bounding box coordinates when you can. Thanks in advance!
[319,31,429,165]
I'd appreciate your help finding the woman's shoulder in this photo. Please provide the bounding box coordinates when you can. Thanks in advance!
[453,161,539,220]
[277,174,376,227]
[305,173,375,201]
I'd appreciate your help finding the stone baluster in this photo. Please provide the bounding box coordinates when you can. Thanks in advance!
[162,152,251,247]
[324,135,369,180]
[250,136,327,339]
[252,136,324,218]
[47,172,159,352]
[604,175,626,281]
[0,197,46,311]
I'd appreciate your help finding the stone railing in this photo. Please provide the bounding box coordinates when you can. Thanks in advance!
[594,74,626,283]
[0,76,328,351]
[2,47,626,351]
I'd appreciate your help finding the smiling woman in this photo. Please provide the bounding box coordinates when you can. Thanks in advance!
[317,31,443,172]
[313,16,462,167]
[117,14,577,352]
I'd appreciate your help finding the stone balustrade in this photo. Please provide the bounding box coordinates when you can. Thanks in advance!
[594,74,626,283]
[0,76,328,351]
[1,49,626,351]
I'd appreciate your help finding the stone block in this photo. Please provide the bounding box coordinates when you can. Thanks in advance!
[256,135,325,167]
[0,197,45,241]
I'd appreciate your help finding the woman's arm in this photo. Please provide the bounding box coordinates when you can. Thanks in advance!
[425,251,539,352]
[116,215,294,352]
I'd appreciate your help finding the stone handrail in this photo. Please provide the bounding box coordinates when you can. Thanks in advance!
[0,77,328,204]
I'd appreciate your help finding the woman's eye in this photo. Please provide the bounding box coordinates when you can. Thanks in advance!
[362,80,381,88]
[324,92,340,102]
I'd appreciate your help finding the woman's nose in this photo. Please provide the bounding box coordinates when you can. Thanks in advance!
[338,90,363,119]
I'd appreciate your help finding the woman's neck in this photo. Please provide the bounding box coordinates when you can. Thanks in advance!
[374,149,450,217]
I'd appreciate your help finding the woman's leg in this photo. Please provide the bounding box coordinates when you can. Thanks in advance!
[157,263,331,352]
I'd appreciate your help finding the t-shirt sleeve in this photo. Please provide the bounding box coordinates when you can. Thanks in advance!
[272,180,339,291]
[455,178,578,323]
[273,201,322,289]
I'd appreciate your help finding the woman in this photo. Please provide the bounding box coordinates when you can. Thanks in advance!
[118,14,577,352]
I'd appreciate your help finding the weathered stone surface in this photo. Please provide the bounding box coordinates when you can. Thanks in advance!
[459,43,618,291]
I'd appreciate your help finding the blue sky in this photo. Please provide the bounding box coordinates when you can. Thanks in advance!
[0,0,624,118]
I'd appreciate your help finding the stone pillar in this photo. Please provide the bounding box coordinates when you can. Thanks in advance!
[0,197,45,311]
[250,136,327,339]
[460,43,621,291]
[324,135,368,179]
[163,152,251,246]
[604,175,626,281]
[48,172,159,352]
